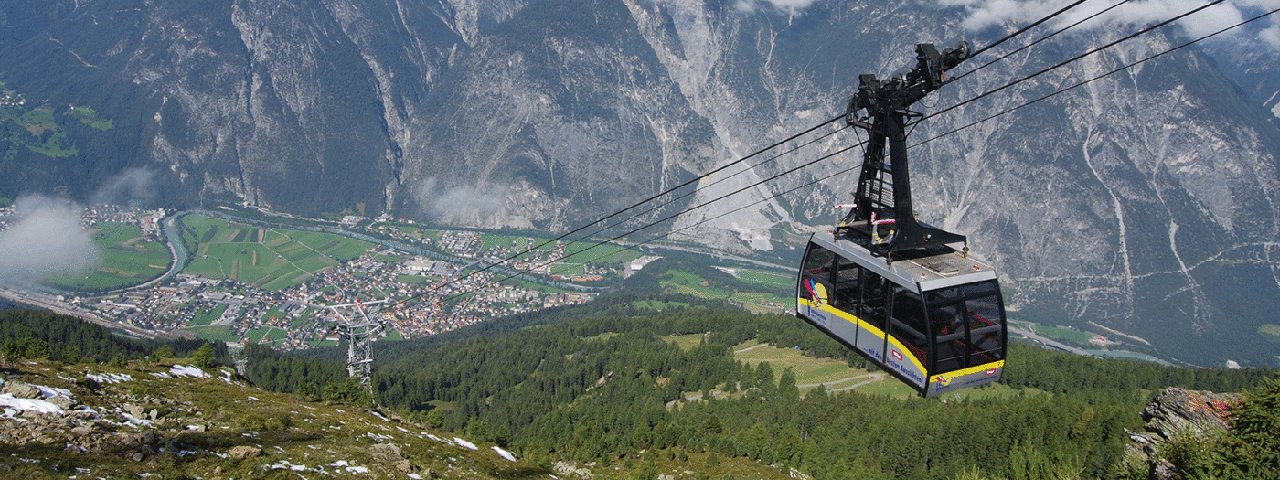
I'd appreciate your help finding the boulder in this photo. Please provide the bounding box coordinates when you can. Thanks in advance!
[48,394,78,410]
[370,442,403,463]
[228,445,261,460]
[2,381,40,399]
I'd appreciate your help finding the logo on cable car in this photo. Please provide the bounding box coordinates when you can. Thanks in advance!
[804,279,828,305]
[985,368,998,376]
[935,374,951,386]
[890,349,903,361]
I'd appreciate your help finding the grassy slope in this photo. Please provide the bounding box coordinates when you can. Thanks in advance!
[0,360,545,478]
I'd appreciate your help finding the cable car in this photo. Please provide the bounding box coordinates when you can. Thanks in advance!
[794,41,1007,397]
[797,231,1006,398]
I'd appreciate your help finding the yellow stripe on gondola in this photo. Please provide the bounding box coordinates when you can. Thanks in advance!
[930,360,1004,384]
[797,297,927,375]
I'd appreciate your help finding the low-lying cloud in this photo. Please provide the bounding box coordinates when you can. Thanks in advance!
[939,0,1280,49]
[0,195,99,286]
[413,177,510,224]
[92,167,156,206]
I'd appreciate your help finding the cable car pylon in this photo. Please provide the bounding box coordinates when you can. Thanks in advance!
[324,299,391,394]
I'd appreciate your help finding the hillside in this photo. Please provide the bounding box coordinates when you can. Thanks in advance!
[0,358,544,478]
[242,293,1277,479]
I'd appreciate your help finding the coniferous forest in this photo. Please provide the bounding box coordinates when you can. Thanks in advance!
[239,291,1277,479]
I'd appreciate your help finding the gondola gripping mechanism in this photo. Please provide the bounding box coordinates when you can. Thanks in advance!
[839,41,970,258]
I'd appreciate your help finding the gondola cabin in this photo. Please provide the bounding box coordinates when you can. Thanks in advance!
[796,233,1007,397]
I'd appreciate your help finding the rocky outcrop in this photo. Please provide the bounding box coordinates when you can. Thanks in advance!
[1124,388,1240,480]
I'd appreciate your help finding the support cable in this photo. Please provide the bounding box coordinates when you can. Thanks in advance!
[914,6,1280,149]
[968,0,1092,58]
[927,0,1227,121]
[950,0,1133,84]
[394,115,844,306]
[448,141,864,300]
[577,123,851,243]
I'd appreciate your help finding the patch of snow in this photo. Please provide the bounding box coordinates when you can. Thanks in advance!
[35,385,71,399]
[169,365,209,378]
[247,396,258,401]
[370,411,389,422]
[120,412,152,428]
[345,466,369,474]
[150,372,171,379]
[86,373,133,384]
[453,437,477,450]
[0,393,64,414]
[409,474,423,480]
[395,426,408,433]
[492,446,517,462]
[329,460,349,467]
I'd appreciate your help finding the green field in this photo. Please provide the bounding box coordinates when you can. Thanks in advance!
[660,269,789,314]
[186,325,241,343]
[189,304,228,327]
[665,333,707,351]
[1260,324,1280,344]
[397,274,428,285]
[734,269,794,292]
[247,326,288,344]
[66,106,113,131]
[180,214,371,291]
[731,341,906,396]
[1032,324,1094,346]
[46,222,170,292]
[731,341,1037,400]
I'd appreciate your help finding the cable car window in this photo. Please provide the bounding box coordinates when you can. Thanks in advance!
[862,271,890,333]
[965,292,1004,364]
[800,244,835,304]
[930,301,966,372]
[889,286,928,365]
[833,259,861,313]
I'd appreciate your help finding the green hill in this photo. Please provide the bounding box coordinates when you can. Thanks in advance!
[239,293,1276,479]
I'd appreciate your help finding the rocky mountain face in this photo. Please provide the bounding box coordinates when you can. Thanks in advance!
[1,0,1278,365]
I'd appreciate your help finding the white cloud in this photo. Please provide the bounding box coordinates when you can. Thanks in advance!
[941,0,1278,49]
[0,196,99,286]
[1261,22,1280,47]
[412,177,510,224]
[734,0,818,13]
[92,167,156,206]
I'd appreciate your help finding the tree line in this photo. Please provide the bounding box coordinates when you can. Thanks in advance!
[242,291,1275,478]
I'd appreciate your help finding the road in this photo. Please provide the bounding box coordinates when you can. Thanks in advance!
[0,288,157,338]
[1008,324,1090,356]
